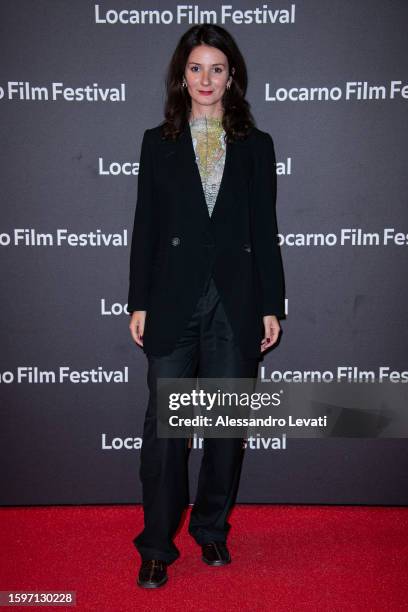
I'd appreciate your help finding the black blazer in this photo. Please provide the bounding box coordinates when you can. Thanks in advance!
[127,122,285,358]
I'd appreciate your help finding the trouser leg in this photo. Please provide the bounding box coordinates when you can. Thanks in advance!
[188,437,246,544]
[188,276,260,545]
[134,321,200,564]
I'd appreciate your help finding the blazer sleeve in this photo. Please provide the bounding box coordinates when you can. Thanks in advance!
[127,129,159,313]
[251,131,285,318]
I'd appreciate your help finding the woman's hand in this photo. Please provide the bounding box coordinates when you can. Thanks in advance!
[261,315,281,353]
[129,311,147,347]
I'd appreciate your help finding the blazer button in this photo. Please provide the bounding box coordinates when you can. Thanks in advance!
[243,243,251,253]
[171,236,180,246]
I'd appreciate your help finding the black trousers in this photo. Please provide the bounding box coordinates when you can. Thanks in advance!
[134,274,260,564]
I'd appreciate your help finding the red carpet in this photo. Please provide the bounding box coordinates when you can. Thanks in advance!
[1,505,407,611]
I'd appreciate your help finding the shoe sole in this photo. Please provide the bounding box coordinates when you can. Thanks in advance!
[201,556,231,566]
[137,575,168,588]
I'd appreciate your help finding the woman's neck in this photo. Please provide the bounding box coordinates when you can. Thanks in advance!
[189,108,223,122]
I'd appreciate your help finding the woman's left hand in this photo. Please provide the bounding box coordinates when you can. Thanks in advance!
[261,315,281,352]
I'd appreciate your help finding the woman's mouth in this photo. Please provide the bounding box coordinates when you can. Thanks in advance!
[199,90,213,96]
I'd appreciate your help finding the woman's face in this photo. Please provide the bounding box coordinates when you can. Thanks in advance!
[184,44,231,116]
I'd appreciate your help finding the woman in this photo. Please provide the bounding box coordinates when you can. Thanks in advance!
[128,24,285,588]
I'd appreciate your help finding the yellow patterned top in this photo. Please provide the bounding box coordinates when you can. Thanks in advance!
[189,115,226,217]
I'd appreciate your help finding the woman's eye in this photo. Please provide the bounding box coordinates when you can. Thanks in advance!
[190,66,223,73]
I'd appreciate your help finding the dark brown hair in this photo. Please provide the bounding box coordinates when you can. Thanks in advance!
[160,24,256,142]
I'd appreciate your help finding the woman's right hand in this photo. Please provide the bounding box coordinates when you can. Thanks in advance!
[129,311,147,347]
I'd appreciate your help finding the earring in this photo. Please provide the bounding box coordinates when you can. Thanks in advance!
[182,78,187,88]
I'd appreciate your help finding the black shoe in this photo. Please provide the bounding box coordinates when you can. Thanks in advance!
[137,559,168,588]
[201,542,231,566]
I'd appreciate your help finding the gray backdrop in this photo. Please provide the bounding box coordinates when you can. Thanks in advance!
[1,0,407,505]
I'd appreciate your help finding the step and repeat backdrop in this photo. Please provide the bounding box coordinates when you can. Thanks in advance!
[1,1,407,505]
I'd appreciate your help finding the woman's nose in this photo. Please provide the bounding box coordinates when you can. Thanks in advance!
[200,72,211,85]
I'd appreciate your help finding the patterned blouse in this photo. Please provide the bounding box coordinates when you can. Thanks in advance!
[188,115,226,217]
